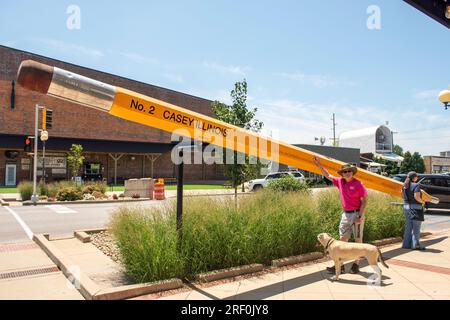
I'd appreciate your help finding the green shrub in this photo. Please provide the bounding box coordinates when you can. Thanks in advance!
[363,192,405,241]
[110,207,183,283]
[38,182,48,196]
[82,182,107,195]
[56,186,83,201]
[267,175,309,193]
[110,189,404,283]
[315,189,343,239]
[40,181,74,198]
[46,183,59,198]
[18,181,33,201]
[83,193,95,201]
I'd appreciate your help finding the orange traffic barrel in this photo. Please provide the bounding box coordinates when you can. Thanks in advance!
[154,180,165,200]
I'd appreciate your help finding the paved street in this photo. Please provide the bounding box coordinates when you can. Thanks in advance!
[0,200,167,243]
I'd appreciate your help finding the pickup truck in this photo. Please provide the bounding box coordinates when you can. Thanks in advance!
[247,171,305,192]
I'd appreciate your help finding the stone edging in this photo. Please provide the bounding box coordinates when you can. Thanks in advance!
[93,279,184,300]
[271,252,324,268]
[196,264,264,283]
[0,198,9,206]
[369,232,432,247]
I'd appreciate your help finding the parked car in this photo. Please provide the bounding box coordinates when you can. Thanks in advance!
[247,171,305,192]
[392,174,450,210]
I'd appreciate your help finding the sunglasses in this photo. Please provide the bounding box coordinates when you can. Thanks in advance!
[342,170,353,174]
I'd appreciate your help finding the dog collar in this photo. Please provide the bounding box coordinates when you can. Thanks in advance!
[325,239,335,251]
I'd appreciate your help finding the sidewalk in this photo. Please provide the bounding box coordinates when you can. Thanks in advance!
[0,241,83,299]
[135,230,450,300]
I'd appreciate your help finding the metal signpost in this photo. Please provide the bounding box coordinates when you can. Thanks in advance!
[31,104,39,205]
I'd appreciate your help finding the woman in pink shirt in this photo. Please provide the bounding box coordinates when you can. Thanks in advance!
[314,157,368,275]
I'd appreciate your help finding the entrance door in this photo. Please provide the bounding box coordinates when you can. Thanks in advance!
[5,164,17,186]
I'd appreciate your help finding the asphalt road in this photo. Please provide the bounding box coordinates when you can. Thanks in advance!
[1,200,450,244]
[0,200,171,243]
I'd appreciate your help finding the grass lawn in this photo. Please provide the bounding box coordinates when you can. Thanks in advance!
[0,187,18,193]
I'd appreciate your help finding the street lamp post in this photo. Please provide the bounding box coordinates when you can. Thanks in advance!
[439,88,450,110]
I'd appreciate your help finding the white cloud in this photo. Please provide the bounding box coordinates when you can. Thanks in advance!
[162,73,184,84]
[252,98,449,155]
[274,72,356,88]
[119,52,159,65]
[412,89,441,102]
[203,61,247,76]
[32,38,104,58]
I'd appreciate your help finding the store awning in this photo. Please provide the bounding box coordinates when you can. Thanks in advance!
[361,161,387,168]
[374,153,404,163]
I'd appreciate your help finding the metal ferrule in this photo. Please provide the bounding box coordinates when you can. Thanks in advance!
[47,67,116,112]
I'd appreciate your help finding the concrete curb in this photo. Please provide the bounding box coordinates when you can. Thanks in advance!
[370,237,403,247]
[75,228,107,234]
[34,233,184,300]
[93,279,184,300]
[0,198,9,206]
[74,228,109,243]
[369,233,433,247]
[33,234,101,300]
[196,264,264,283]
[271,252,324,268]
[74,231,91,243]
[22,198,152,206]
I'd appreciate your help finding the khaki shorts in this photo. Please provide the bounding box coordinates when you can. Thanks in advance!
[339,212,365,240]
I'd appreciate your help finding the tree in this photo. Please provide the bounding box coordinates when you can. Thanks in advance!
[393,144,403,156]
[374,144,404,176]
[67,144,85,179]
[400,151,425,174]
[212,80,264,200]
[375,156,401,176]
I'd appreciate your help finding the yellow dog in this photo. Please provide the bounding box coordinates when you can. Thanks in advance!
[317,233,389,281]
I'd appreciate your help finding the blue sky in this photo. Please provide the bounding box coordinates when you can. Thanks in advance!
[1,0,449,155]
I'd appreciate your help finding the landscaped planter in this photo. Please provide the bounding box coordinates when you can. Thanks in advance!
[108,189,405,284]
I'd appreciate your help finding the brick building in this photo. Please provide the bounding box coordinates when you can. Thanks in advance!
[0,45,225,186]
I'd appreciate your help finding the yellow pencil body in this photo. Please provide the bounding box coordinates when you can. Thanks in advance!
[16,60,438,203]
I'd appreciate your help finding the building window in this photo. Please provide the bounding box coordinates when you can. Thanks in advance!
[83,163,103,181]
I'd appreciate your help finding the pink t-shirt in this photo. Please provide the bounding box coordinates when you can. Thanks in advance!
[332,177,368,211]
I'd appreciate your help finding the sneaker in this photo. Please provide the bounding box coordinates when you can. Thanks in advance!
[350,263,360,274]
[326,265,345,274]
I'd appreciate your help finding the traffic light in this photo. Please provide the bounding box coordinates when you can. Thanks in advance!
[404,0,450,28]
[42,108,53,130]
[24,136,34,152]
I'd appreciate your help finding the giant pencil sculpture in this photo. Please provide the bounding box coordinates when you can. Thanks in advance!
[16,60,438,203]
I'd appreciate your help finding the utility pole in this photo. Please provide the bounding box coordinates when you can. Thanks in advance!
[331,113,337,147]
